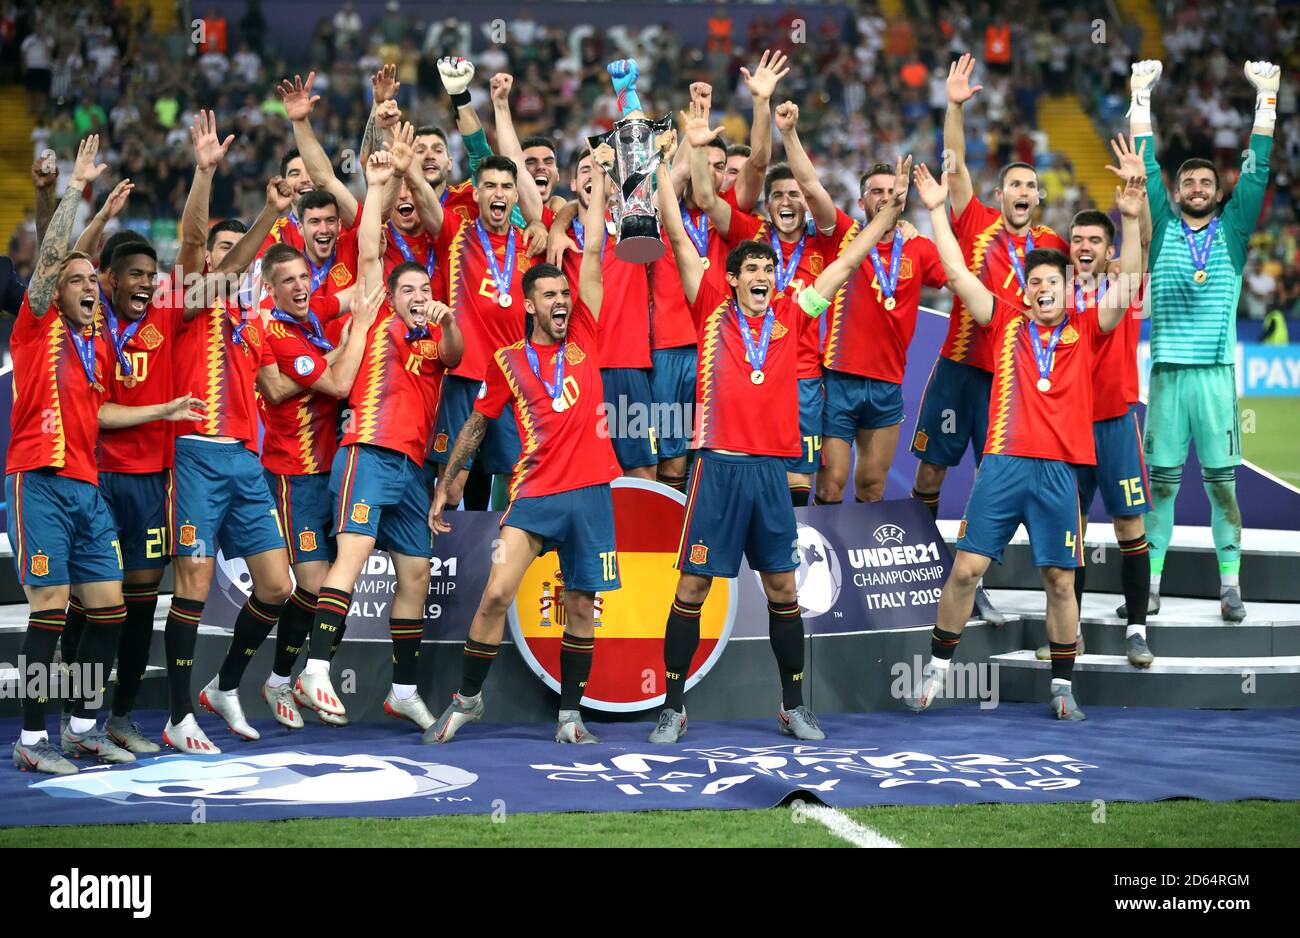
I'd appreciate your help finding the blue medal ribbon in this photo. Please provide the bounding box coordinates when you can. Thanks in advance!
[388,223,437,280]
[1029,315,1068,387]
[770,229,807,293]
[406,324,430,342]
[99,289,141,375]
[1181,218,1219,274]
[66,318,100,387]
[735,301,775,374]
[1074,278,1109,314]
[680,200,710,259]
[524,338,566,404]
[271,307,334,351]
[306,251,336,294]
[1006,230,1035,295]
[475,219,517,300]
[869,229,904,304]
[572,219,608,260]
[231,299,250,346]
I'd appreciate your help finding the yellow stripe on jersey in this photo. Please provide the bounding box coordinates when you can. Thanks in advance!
[823,219,861,366]
[446,223,470,312]
[202,304,226,435]
[985,317,1020,455]
[495,342,537,502]
[694,299,729,447]
[355,314,393,444]
[46,317,67,468]
[295,395,319,474]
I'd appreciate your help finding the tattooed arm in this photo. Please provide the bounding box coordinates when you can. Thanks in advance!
[28,136,107,317]
[429,411,487,534]
[32,156,58,249]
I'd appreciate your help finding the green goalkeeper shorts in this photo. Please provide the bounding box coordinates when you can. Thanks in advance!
[1143,363,1241,469]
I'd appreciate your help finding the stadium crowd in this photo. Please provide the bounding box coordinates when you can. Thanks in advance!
[5,0,1298,320]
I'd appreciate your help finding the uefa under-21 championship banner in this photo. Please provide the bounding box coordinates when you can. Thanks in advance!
[194,481,954,714]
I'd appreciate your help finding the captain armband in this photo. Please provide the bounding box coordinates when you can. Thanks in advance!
[798,285,831,318]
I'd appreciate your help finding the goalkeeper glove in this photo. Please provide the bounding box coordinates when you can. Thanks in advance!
[1127,59,1162,125]
[1245,60,1280,129]
[439,56,475,108]
[607,59,642,117]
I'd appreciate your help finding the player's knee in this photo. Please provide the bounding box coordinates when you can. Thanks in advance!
[675,575,711,605]
[1041,568,1076,601]
[1149,465,1182,500]
[480,581,515,616]
[817,475,846,503]
[761,573,797,605]
[915,462,946,491]
[257,576,293,606]
[949,555,984,590]
[1113,515,1145,541]
[855,476,885,502]
[172,559,212,602]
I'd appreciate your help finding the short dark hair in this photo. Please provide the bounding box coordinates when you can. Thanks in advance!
[387,260,429,294]
[1069,209,1115,246]
[109,241,157,275]
[207,218,248,251]
[725,240,779,278]
[297,189,339,217]
[279,148,302,177]
[475,154,518,183]
[1023,247,1069,280]
[706,136,728,157]
[763,163,797,200]
[414,126,448,146]
[998,162,1038,187]
[98,230,148,271]
[1176,157,1220,191]
[726,144,751,160]
[522,263,565,299]
[859,162,895,197]
[520,134,557,156]
[260,243,308,281]
[570,148,594,177]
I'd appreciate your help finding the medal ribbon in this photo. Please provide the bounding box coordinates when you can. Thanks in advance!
[67,318,99,387]
[388,222,437,280]
[770,229,807,293]
[271,307,334,351]
[1006,230,1035,294]
[475,219,516,299]
[99,289,141,375]
[680,200,710,259]
[870,229,904,303]
[524,338,566,403]
[1181,218,1219,275]
[735,301,775,373]
[1074,278,1109,314]
[1030,315,1068,386]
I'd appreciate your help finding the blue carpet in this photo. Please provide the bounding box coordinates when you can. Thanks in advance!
[3,705,1298,827]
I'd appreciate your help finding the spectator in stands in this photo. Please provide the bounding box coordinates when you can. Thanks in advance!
[21,23,52,113]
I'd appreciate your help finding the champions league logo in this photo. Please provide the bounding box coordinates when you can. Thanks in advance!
[30,752,478,807]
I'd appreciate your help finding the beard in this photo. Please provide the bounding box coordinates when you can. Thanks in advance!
[1181,199,1216,220]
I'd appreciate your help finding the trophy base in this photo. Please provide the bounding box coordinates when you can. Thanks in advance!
[615,216,666,264]
[614,235,666,264]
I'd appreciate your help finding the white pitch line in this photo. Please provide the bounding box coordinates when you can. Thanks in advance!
[801,804,901,848]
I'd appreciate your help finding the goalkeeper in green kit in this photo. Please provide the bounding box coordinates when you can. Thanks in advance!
[1126,58,1280,622]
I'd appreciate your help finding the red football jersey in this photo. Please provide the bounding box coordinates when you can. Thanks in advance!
[725,207,855,378]
[649,238,699,351]
[173,299,273,450]
[98,292,185,474]
[689,277,809,458]
[350,201,439,290]
[824,232,947,382]
[259,227,358,318]
[341,309,446,465]
[942,198,1066,372]
[984,299,1100,465]
[438,215,540,382]
[678,198,731,279]
[7,297,111,485]
[477,299,619,501]
[1086,280,1144,422]
[259,214,305,256]
[560,216,650,370]
[259,315,343,476]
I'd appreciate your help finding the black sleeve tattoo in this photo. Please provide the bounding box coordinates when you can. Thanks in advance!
[359,107,379,164]
[34,184,57,249]
[442,411,488,484]
[27,183,83,316]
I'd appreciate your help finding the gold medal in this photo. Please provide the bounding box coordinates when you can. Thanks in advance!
[1193,269,1208,284]
[124,375,137,389]
[883,296,896,311]
[701,256,710,270]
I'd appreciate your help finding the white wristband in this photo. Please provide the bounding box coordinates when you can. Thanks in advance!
[1127,91,1151,125]
[1255,93,1277,128]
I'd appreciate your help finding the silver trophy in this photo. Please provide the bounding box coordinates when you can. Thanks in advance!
[588,116,673,263]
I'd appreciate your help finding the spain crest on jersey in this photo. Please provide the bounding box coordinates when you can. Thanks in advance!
[30,553,49,577]
[330,264,352,287]
[563,345,587,366]
[244,324,261,347]
[138,323,164,349]
[179,524,197,547]
[433,433,449,453]
[299,531,318,553]
[351,502,371,524]
[689,544,709,565]
[417,339,438,360]
[1060,323,1080,345]
[912,429,929,453]
[809,254,824,276]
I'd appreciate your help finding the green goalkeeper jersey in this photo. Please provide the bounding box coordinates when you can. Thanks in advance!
[1141,133,1271,365]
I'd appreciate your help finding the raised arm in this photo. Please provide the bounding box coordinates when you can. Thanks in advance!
[358,152,394,290]
[1102,174,1148,333]
[655,155,703,305]
[914,162,994,324]
[545,200,580,267]
[185,176,292,317]
[670,82,712,196]
[1221,62,1279,249]
[684,101,730,232]
[279,72,359,226]
[943,53,982,218]
[814,156,911,299]
[579,143,613,315]
[177,110,233,274]
[359,63,400,164]
[32,155,58,248]
[28,136,106,317]
[1103,133,1155,270]
[72,179,133,260]
[735,49,788,212]
[490,72,542,224]
[775,101,836,233]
